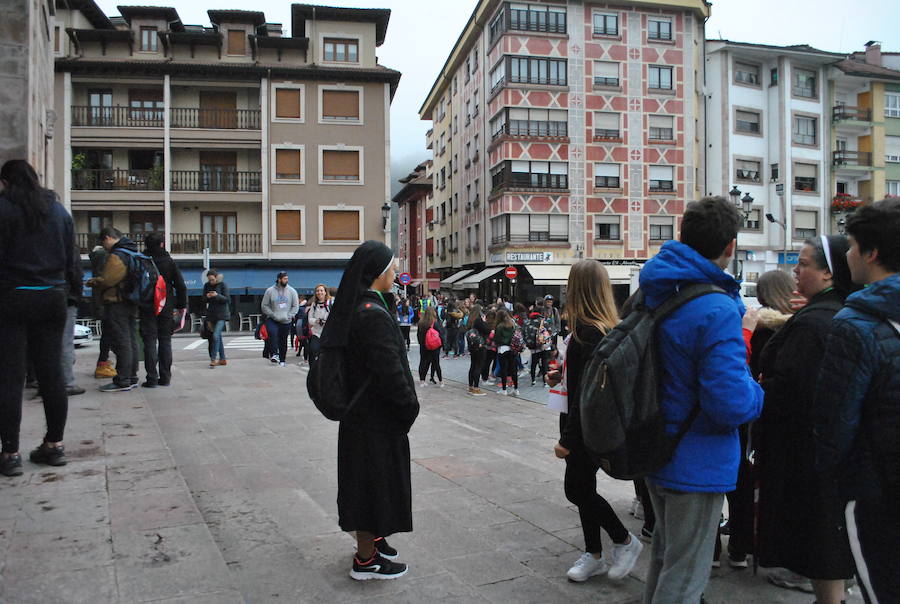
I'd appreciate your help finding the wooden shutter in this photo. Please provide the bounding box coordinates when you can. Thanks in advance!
[322,150,359,179]
[275,89,302,119]
[227,30,246,55]
[322,90,359,119]
[276,210,302,240]
[322,210,360,241]
[275,149,302,179]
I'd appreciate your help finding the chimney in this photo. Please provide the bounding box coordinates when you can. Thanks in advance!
[864,41,882,66]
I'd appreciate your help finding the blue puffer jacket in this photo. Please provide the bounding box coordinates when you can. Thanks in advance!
[814,274,900,503]
[640,241,764,492]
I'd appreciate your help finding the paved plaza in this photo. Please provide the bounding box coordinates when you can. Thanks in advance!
[0,335,863,603]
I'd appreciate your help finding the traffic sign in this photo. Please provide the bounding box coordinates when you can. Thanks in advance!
[775,183,784,196]
[398,272,412,285]
[505,266,518,280]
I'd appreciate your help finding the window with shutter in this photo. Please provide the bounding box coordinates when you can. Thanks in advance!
[275,149,302,180]
[595,215,621,240]
[275,210,303,241]
[322,90,360,121]
[227,30,246,55]
[275,89,302,119]
[793,163,817,192]
[593,61,619,86]
[323,210,361,241]
[322,150,360,181]
[649,114,674,140]
[594,111,620,139]
[793,210,817,239]
[735,159,761,183]
[649,166,674,191]
[594,163,620,188]
[649,216,674,241]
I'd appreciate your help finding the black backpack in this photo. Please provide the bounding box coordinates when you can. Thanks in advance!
[113,248,166,315]
[306,301,390,421]
[579,283,729,480]
[524,316,542,348]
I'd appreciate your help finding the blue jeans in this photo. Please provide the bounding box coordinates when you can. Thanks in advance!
[643,480,723,604]
[208,319,226,360]
[456,329,466,355]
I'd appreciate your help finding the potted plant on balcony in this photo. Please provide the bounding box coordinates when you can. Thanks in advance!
[149,164,165,190]
[831,192,863,213]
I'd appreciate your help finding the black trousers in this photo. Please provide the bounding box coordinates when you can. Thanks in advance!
[0,288,68,453]
[419,349,441,382]
[530,349,547,383]
[481,350,496,381]
[266,319,291,362]
[499,351,518,390]
[105,302,139,387]
[468,348,486,388]
[400,325,411,349]
[444,327,458,355]
[847,497,900,603]
[140,307,175,384]
[563,433,629,554]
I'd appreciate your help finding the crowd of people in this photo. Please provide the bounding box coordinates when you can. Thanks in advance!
[2,158,898,602]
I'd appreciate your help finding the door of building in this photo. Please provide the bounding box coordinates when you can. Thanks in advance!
[199,151,237,191]
[200,212,237,253]
[199,91,237,129]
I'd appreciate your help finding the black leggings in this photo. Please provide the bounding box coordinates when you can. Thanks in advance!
[400,325,411,349]
[530,349,547,383]
[468,349,486,388]
[499,351,518,390]
[419,349,442,382]
[0,288,68,453]
[562,419,629,553]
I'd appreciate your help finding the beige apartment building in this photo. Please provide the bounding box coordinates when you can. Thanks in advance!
[420,0,708,302]
[53,1,399,300]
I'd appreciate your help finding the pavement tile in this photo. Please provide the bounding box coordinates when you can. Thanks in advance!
[106,458,182,492]
[13,488,109,534]
[112,524,235,603]
[358,571,491,604]
[442,550,532,586]
[3,526,114,575]
[474,573,576,604]
[108,486,203,530]
[139,590,245,604]
[24,459,106,494]
[0,563,118,604]
[505,498,582,533]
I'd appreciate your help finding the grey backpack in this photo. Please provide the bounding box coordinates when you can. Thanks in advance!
[579,283,729,479]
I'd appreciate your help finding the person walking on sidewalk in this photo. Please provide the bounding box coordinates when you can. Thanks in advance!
[89,244,116,379]
[261,271,299,367]
[397,298,414,351]
[140,233,186,387]
[465,304,489,396]
[638,198,763,604]
[87,227,140,392]
[320,240,419,580]
[814,199,900,604]
[416,307,444,387]
[306,284,331,361]
[0,159,73,476]
[548,259,643,583]
[203,269,230,368]
[443,300,463,359]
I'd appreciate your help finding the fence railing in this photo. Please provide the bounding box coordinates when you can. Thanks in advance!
[171,170,262,192]
[492,170,568,192]
[72,169,162,190]
[169,233,262,254]
[832,105,872,122]
[833,150,873,167]
[71,106,163,127]
[76,232,146,254]
[170,108,261,130]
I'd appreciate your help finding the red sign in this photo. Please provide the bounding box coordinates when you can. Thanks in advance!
[398,272,412,285]
[505,266,518,280]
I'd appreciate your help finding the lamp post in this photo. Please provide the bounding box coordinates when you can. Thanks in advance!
[766,212,788,270]
[727,186,753,279]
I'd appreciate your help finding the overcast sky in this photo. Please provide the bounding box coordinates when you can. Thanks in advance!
[95,0,899,190]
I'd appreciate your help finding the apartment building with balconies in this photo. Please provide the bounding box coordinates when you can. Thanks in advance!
[53,1,399,300]
[706,41,844,292]
[421,0,708,302]
[826,43,900,232]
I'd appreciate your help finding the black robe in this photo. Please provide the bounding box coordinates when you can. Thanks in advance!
[337,291,419,536]
[755,288,853,579]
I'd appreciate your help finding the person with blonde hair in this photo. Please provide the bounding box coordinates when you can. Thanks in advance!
[548,259,643,582]
[306,283,332,361]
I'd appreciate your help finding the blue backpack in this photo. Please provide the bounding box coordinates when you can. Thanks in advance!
[113,248,166,315]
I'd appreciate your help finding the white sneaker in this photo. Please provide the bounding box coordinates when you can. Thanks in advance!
[270,355,279,364]
[419,381,427,387]
[279,362,286,367]
[634,501,645,521]
[512,389,520,396]
[566,552,608,582]
[608,534,643,580]
[497,388,507,395]
[439,382,445,388]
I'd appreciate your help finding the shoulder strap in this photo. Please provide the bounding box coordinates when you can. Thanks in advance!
[652,283,729,321]
[889,319,900,336]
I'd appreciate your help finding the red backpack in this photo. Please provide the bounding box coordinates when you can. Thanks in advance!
[424,325,442,351]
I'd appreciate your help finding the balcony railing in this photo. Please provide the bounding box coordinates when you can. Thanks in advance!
[72,169,162,190]
[833,150,873,167]
[649,180,675,192]
[170,108,261,130]
[171,170,262,192]
[76,232,147,254]
[833,105,872,122]
[72,106,163,128]
[169,233,262,255]
[492,170,568,192]
[493,120,568,140]
[649,128,674,141]
[594,128,620,140]
[593,77,619,87]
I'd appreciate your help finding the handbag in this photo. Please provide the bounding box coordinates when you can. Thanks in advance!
[547,334,570,413]
[199,318,212,340]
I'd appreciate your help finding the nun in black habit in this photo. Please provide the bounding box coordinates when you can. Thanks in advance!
[319,240,419,580]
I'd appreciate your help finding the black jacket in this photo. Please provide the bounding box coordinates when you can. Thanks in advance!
[559,323,604,452]
[148,248,187,310]
[416,318,445,350]
[203,279,230,322]
[0,191,74,291]
[66,243,84,307]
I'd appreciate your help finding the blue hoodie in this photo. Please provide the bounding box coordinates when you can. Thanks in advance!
[639,241,764,492]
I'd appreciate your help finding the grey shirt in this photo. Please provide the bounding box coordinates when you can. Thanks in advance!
[262,284,300,324]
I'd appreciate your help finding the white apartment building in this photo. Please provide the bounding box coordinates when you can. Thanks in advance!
[705,41,842,292]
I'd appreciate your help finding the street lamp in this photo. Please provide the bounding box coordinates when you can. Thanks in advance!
[728,186,754,279]
[381,202,391,231]
[766,213,789,271]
